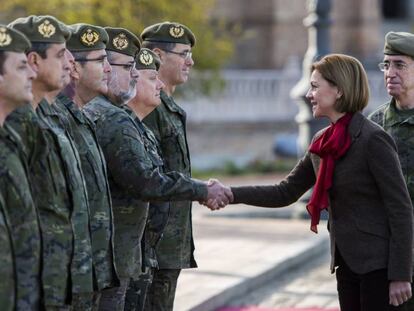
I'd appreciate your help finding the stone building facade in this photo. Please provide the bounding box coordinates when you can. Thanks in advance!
[213,0,414,69]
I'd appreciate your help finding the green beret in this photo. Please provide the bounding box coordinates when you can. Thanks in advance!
[0,25,31,52]
[384,31,414,58]
[8,15,70,43]
[141,22,195,47]
[105,27,141,57]
[135,48,160,71]
[67,24,108,52]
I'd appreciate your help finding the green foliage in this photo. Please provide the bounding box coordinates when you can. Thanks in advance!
[2,0,234,71]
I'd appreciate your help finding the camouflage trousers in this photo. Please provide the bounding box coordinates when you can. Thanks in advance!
[72,292,100,311]
[45,306,70,311]
[124,267,154,311]
[144,269,181,311]
[98,278,129,311]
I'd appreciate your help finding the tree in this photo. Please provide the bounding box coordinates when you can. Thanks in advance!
[2,0,234,70]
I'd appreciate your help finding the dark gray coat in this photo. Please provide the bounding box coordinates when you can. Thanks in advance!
[232,112,413,281]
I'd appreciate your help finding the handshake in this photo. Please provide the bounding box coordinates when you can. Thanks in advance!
[202,178,233,211]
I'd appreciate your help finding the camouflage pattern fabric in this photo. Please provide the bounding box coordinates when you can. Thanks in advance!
[123,105,170,270]
[0,192,15,311]
[143,269,180,311]
[369,99,414,203]
[54,93,119,291]
[0,123,41,310]
[82,96,206,281]
[6,104,73,308]
[124,266,154,311]
[36,99,94,296]
[143,90,197,269]
[6,103,75,307]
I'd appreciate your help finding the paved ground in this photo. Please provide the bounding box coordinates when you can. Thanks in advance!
[173,174,333,311]
[220,250,339,310]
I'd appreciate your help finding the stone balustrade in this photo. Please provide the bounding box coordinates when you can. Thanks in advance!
[180,69,389,124]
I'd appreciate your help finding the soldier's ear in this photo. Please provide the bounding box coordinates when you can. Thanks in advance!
[71,62,82,80]
[26,52,40,74]
[152,48,163,60]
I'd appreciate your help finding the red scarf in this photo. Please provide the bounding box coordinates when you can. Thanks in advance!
[307,112,353,233]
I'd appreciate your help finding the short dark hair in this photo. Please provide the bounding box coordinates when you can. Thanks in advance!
[141,41,176,51]
[70,50,91,67]
[106,50,117,63]
[0,51,7,74]
[27,42,51,59]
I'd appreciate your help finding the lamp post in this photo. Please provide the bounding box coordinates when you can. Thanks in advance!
[290,0,331,156]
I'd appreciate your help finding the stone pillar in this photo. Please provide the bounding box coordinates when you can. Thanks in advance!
[290,0,331,156]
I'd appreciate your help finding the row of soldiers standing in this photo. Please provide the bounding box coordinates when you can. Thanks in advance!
[0,15,229,311]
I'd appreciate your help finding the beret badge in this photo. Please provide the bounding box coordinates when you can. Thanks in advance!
[113,33,129,50]
[0,27,12,47]
[38,20,56,38]
[81,28,100,46]
[169,25,184,39]
[139,50,153,66]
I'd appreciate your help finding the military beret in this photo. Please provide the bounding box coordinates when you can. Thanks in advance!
[67,23,108,52]
[384,31,414,58]
[0,25,31,52]
[8,15,70,43]
[104,27,141,57]
[135,48,160,71]
[141,22,195,47]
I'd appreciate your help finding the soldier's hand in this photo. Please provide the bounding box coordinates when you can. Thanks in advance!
[205,179,233,210]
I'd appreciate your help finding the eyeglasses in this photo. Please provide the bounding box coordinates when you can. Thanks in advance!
[378,61,414,72]
[109,61,136,72]
[74,56,108,63]
[162,49,192,60]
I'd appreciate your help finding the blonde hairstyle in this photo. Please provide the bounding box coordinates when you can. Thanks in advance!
[311,54,370,113]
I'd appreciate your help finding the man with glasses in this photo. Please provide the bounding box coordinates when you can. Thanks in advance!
[69,26,139,311]
[140,22,199,311]
[83,25,231,310]
[369,31,414,309]
[55,23,120,309]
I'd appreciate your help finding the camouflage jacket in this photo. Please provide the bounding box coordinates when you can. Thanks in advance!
[0,186,15,311]
[37,99,94,295]
[122,105,170,269]
[368,99,414,203]
[0,123,41,310]
[54,93,119,290]
[6,104,73,307]
[143,90,197,269]
[83,96,207,279]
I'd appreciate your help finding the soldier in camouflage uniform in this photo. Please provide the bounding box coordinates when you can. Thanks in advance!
[0,193,14,311]
[141,22,199,311]
[368,31,414,310]
[8,16,94,310]
[122,48,167,311]
[54,23,119,305]
[83,29,231,310]
[0,25,40,310]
